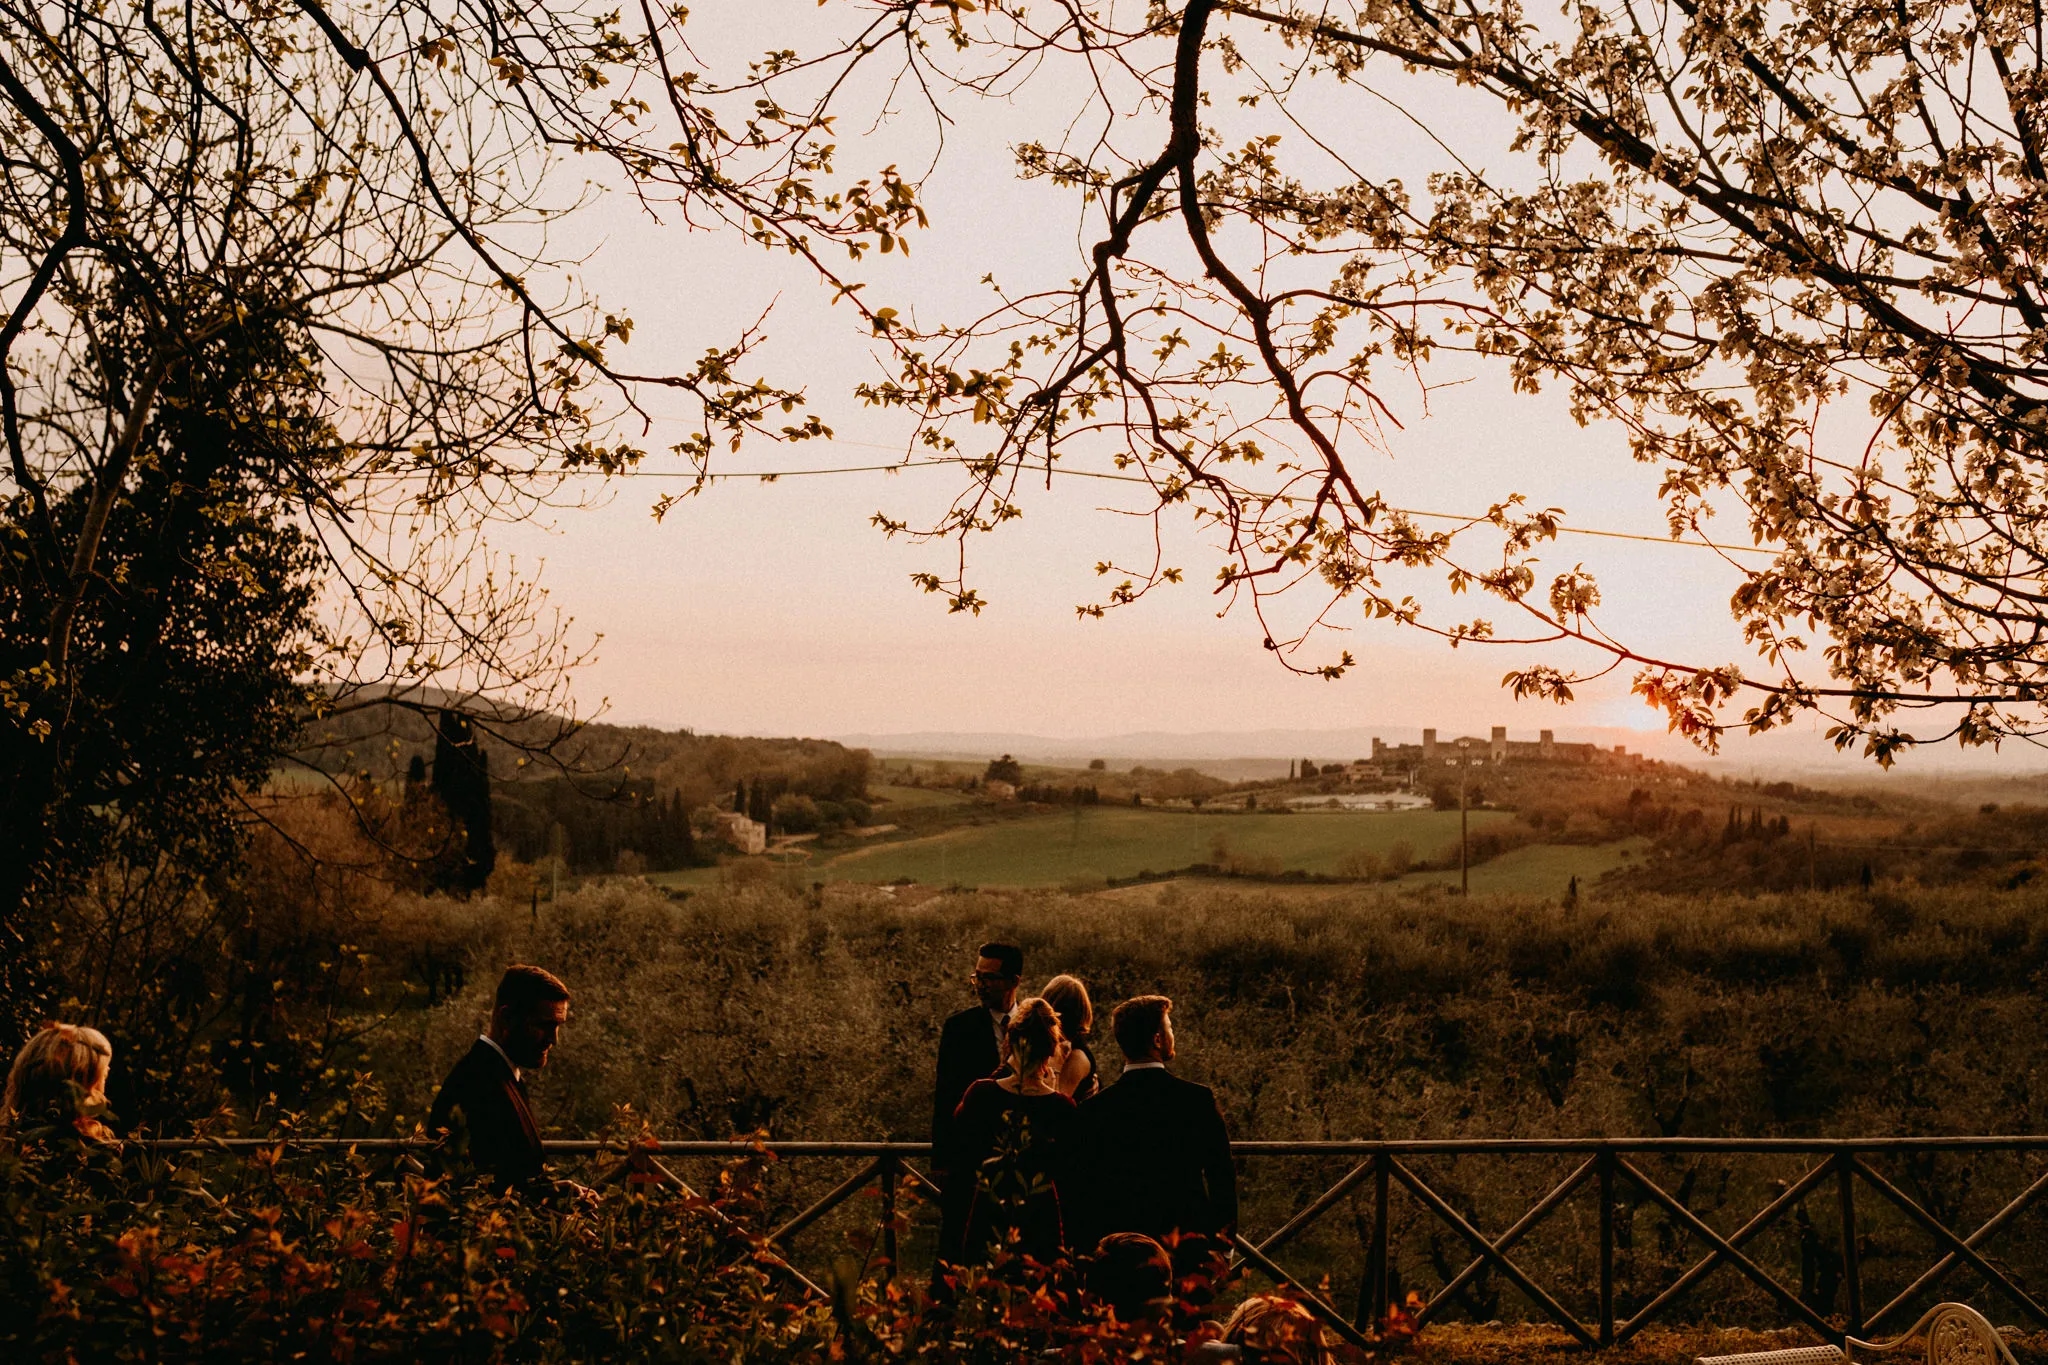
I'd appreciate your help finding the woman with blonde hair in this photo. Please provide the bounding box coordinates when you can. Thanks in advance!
[1219,1295,1332,1365]
[941,996,1078,1265]
[1040,973,1099,1101]
[2,1023,117,1145]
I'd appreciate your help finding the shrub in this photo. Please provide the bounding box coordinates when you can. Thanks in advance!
[0,1137,1356,1363]
[44,875,2048,1335]
[0,1137,833,1362]
[1335,851,1388,881]
[772,794,823,834]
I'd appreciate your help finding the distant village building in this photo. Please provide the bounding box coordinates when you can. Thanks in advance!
[983,779,1018,801]
[714,812,767,855]
[1365,727,1638,768]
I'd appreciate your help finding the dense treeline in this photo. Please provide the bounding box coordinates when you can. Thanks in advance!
[1437,772,2048,895]
[397,878,2048,1144]
[1612,797,2048,894]
[69,856,2048,1145]
[887,760,1227,805]
[299,703,870,867]
[409,879,2048,1324]
[48,794,495,1131]
[303,703,869,805]
[495,777,701,876]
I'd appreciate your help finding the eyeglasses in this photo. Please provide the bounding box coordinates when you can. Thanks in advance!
[970,971,1017,985]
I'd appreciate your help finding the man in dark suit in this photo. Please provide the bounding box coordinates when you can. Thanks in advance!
[427,964,570,1189]
[930,940,1022,1271]
[1067,994,1237,1259]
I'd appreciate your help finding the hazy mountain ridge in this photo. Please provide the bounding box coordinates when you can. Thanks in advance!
[835,723,2048,782]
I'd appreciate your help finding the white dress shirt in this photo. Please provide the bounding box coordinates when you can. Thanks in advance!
[478,1033,523,1083]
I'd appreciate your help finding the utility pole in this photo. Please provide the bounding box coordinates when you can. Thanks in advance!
[549,820,566,903]
[1458,739,1471,896]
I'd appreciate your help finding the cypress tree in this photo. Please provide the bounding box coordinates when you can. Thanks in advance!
[430,709,496,893]
[674,792,697,865]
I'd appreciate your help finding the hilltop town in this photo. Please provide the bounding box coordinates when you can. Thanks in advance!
[1303,726,1654,790]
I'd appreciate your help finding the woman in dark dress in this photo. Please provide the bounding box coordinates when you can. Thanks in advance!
[1041,974,1098,1102]
[944,996,1076,1264]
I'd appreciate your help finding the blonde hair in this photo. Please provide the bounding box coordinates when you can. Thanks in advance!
[3,1024,113,1134]
[1005,997,1063,1074]
[1220,1295,1331,1365]
[1040,974,1093,1043]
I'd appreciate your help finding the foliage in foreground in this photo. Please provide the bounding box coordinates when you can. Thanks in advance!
[38,862,2048,1333]
[0,1137,1355,1363]
[0,1140,810,1362]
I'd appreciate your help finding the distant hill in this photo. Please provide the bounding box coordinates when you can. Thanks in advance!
[834,725,1673,781]
[836,722,2048,782]
[292,700,874,876]
[296,699,869,809]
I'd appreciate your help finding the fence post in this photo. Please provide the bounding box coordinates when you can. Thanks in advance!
[1838,1149,1861,1338]
[1598,1148,1616,1347]
[880,1154,899,1282]
[1358,1151,1391,1332]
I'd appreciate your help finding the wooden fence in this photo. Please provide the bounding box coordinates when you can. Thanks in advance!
[148,1136,2048,1352]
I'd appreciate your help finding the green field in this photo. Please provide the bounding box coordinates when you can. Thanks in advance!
[1397,836,1650,895]
[867,783,972,811]
[814,804,1508,886]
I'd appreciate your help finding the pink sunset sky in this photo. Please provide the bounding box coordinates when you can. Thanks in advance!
[472,4,2037,777]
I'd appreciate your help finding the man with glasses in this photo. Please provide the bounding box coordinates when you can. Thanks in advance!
[931,941,1022,1272]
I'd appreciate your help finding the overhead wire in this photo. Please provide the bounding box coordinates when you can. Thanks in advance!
[365,440,1777,557]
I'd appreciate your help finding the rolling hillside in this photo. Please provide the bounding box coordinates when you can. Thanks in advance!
[815,805,1509,886]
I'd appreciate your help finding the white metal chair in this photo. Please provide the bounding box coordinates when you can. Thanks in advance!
[1698,1304,2019,1365]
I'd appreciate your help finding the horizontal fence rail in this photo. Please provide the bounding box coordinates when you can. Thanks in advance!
[133,1137,2048,1350]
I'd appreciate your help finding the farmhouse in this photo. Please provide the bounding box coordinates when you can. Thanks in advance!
[714,812,768,855]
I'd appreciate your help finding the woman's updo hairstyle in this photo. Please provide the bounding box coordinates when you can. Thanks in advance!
[1005,997,1063,1074]
[3,1023,113,1132]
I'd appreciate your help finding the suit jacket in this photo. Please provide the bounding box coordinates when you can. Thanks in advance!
[1066,1067,1237,1253]
[427,1039,545,1187]
[932,1005,1005,1165]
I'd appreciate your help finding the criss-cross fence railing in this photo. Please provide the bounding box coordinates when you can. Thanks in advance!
[147,1137,2048,1352]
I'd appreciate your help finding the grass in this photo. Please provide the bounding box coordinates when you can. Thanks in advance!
[641,864,725,890]
[639,796,1619,897]
[812,804,1510,886]
[1398,836,1651,896]
[868,783,973,811]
